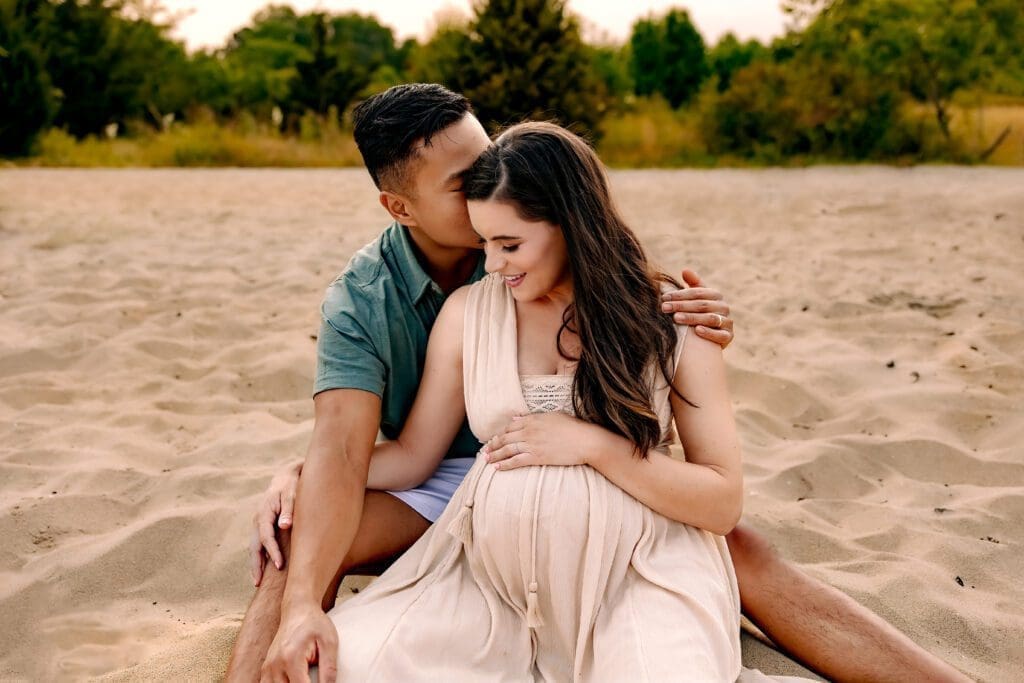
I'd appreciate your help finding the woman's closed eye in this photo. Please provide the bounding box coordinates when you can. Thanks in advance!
[502,244,520,253]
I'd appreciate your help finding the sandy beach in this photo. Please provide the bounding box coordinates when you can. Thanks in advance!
[0,167,1022,681]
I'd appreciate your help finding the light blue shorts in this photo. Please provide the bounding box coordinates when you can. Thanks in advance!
[386,457,476,523]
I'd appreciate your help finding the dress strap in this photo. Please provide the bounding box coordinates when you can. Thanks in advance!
[462,274,529,441]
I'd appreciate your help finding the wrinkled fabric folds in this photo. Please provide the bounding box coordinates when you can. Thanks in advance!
[326,273,803,682]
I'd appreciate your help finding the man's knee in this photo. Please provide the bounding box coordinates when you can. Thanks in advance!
[726,522,780,586]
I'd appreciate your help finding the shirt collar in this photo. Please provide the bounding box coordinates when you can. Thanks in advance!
[388,222,486,304]
[389,222,442,304]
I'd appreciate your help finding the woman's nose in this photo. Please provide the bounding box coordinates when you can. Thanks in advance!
[484,248,505,274]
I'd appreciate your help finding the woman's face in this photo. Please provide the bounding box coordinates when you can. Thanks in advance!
[468,199,571,302]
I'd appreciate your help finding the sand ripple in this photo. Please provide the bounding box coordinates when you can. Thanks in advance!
[1,168,1022,681]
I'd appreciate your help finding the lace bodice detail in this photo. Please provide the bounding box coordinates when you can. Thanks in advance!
[520,374,575,415]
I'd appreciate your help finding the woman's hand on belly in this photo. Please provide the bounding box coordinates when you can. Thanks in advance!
[483,412,607,470]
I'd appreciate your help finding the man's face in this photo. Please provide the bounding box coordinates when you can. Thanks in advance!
[400,113,491,250]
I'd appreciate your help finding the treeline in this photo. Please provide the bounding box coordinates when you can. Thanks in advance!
[2,0,1023,162]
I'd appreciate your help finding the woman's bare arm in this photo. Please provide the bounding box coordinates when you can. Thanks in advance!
[365,287,470,491]
[485,329,743,535]
[584,331,744,534]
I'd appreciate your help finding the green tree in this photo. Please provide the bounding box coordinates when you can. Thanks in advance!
[451,0,609,137]
[290,13,362,116]
[187,50,234,116]
[586,41,633,102]
[786,0,1024,145]
[223,5,313,116]
[0,0,57,155]
[707,33,767,92]
[312,12,401,109]
[629,9,708,108]
[21,0,195,137]
[702,39,913,159]
[224,6,400,122]
[405,12,470,85]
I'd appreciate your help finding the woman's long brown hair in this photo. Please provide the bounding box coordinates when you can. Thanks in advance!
[462,121,684,458]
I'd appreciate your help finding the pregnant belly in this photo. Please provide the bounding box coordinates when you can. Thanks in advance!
[467,463,640,589]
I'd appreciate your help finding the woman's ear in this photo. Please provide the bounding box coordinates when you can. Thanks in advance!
[378,191,419,227]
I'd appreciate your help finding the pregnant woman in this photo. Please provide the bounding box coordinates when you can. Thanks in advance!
[323,121,805,682]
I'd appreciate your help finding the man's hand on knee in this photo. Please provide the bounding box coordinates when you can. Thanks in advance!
[251,459,303,586]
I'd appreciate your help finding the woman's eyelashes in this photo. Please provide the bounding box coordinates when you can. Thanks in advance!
[476,236,519,252]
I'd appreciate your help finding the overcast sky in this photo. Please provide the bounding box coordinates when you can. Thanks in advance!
[162,1,790,51]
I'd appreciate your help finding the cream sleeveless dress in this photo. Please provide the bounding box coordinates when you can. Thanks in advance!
[326,273,803,682]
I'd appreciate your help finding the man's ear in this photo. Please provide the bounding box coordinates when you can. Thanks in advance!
[378,191,419,227]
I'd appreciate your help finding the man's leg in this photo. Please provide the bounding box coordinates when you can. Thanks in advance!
[728,523,969,682]
[225,491,430,682]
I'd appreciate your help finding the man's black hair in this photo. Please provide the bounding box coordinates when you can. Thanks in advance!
[352,83,473,193]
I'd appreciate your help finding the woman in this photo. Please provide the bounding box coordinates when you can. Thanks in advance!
[324,122,803,682]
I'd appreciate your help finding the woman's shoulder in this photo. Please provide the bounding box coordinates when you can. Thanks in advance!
[438,284,472,322]
[461,272,511,312]
[448,282,475,303]
[436,275,501,332]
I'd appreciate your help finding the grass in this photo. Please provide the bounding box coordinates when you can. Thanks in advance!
[28,121,362,168]
[597,97,716,167]
[949,101,1024,165]
[13,97,1024,168]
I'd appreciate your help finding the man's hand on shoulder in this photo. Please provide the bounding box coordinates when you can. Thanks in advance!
[261,602,338,683]
[660,269,734,349]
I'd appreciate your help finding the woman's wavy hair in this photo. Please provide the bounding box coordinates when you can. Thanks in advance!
[462,121,683,457]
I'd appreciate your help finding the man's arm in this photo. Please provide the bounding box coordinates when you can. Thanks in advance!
[260,388,381,683]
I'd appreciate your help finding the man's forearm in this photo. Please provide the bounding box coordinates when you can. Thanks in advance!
[281,442,370,610]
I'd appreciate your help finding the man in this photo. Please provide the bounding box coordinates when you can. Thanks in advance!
[228,84,966,683]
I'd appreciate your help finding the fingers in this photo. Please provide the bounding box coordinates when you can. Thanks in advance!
[694,324,734,349]
[671,311,732,328]
[250,530,266,586]
[260,660,285,683]
[247,540,264,589]
[661,287,724,303]
[493,452,535,470]
[285,651,312,683]
[318,634,339,683]
[662,296,728,315]
[485,441,526,464]
[681,268,704,287]
[487,422,525,452]
[258,512,285,571]
[279,490,295,530]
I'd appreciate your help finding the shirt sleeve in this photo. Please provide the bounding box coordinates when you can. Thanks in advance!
[313,279,386,398]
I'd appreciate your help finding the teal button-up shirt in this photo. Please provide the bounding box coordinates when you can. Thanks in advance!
[315,221,486,460]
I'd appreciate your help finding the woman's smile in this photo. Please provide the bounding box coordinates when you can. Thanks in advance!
[503,273,526,287]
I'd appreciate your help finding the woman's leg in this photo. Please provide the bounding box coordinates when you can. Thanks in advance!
[727,523,970,682]
[225,491,430,682]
